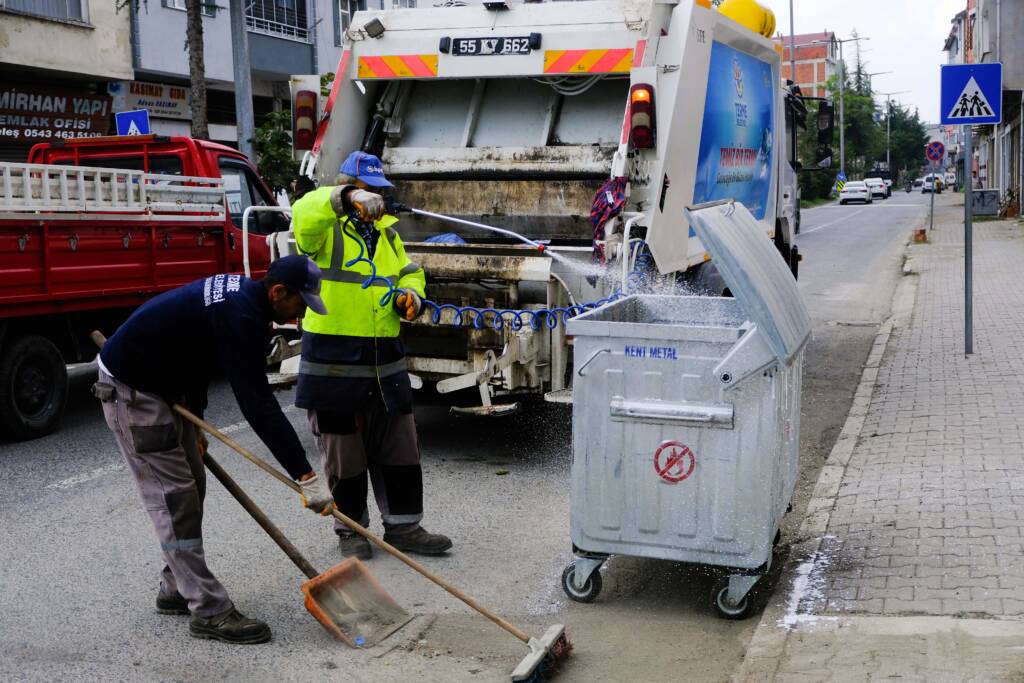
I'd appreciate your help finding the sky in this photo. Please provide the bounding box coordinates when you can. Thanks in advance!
[776,0,965,123]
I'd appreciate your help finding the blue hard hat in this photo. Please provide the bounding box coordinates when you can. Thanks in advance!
[340,151,393,188]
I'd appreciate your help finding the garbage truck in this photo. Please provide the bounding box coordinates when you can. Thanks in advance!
[285,0,832,414]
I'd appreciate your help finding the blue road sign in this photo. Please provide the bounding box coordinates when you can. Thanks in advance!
[926,141,945,163]
[836,172,847,182]
[115,109,151,136]
[941,63,1002,125]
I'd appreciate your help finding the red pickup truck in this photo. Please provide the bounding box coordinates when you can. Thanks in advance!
[0,135,285,440]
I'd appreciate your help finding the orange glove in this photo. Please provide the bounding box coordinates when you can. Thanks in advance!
[348,189,385,221]
[195,432,209,460]
[394,290,422,321]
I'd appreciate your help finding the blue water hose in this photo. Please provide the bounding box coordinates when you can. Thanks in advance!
[342,213,649,331]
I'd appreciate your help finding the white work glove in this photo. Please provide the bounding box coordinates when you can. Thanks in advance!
[297,474,335,515]
[393,289,422,321]
[349,189,386,222]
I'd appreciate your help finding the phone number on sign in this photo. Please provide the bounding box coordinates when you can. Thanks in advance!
[16,129,105,140]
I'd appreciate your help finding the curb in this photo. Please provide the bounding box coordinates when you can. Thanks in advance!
[733,256,921,681]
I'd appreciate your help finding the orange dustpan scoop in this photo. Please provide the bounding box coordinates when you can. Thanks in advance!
[301,557,414,648]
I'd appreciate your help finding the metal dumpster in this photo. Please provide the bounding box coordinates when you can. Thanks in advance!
[560,200,811,619]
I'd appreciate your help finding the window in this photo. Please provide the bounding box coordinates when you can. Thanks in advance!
[56,155,185,175]
[247,0,309,41]
[335,0,363,42]
[0,0,89,23]
[219,161,276,234]
[162,0,216,18]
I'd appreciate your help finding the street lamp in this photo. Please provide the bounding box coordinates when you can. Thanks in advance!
[866,70,892,90]
[876,90,909,173]
[815,35,870,177]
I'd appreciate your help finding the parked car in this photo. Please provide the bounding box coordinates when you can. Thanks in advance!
[865,177,888,199]
[913,177,924,188]
[839,181,873,205]
[922,174,944,194]
[944,172,957,189]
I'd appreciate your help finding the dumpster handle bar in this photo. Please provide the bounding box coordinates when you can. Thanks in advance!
[577,348,611,377]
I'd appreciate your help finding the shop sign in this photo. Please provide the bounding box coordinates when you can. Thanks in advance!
[108,81,191,120]
[0,85,111,142]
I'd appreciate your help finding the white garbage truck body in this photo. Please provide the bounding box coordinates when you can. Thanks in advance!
[296,0,810,412]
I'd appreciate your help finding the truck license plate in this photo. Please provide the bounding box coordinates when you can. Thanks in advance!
[450,36,532,56]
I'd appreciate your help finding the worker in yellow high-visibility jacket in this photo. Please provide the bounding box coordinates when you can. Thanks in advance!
[291,152,452,560]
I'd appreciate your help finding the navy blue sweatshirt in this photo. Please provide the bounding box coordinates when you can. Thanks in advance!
[100,274,312,480]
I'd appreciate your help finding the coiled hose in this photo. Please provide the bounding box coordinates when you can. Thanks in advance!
[342,215,649,331]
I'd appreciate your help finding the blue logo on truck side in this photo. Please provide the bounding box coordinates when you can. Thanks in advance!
[692,42,775,219]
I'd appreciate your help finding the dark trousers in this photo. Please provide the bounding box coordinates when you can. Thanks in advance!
[309,399,423,535]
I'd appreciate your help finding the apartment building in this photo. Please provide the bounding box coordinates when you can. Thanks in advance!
[775,31,838,98]
[0,0,402,160]
[0,0,133,161]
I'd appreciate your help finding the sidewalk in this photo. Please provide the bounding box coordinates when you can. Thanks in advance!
[737,194,1024,682]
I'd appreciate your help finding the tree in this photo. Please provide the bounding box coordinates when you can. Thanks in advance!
[116,1,209,139]
[252,110,299,194]
[185,0,209,139]
[882,103,928,180]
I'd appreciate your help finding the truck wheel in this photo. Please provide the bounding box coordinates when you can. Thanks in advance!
[0,335,68,440]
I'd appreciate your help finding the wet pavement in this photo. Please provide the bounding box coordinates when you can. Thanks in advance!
[0,193,927,681]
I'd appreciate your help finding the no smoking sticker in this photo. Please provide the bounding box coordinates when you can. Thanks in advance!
[653,441,696,484]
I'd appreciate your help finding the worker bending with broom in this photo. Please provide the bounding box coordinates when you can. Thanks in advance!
[292,151,452,560]
[94,251,362,644]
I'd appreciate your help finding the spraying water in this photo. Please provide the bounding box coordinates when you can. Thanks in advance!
[357,201,678,330]
[404,206,577,269]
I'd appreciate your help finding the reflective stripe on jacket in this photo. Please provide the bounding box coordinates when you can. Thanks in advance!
[292,186,425,338]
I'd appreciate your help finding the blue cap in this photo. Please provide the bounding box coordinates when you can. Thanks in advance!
[265,255,328,315]
[340,151,393,188]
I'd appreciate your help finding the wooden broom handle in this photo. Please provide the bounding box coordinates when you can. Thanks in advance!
[173,404,533,644]
[91,329,531,644]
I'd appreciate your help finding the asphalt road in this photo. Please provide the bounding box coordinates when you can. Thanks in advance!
[0,191,930,682]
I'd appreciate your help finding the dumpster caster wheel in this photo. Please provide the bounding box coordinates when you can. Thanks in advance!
[562,563,602,603]
[712,578,753,620]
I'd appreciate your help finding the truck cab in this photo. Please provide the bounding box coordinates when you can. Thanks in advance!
[0,136,282,440]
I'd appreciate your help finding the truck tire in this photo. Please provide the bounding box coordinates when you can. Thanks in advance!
[0,335,68,441]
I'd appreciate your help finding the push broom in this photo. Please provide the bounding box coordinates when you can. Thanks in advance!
[92,331,571,679]
[176,403,572,682]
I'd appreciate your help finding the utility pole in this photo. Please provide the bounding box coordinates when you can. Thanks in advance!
[788,0,796,90]
[877,90,909,173]
[229,0,256,161]
[819,35,870,177]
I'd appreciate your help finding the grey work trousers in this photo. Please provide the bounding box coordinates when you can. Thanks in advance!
[94,370,232,618]
[309,404,423,536]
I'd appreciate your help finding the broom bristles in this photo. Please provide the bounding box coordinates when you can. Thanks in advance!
[541,632,573,674]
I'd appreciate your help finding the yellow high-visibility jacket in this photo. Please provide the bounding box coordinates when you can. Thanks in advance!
[292,186,425,339]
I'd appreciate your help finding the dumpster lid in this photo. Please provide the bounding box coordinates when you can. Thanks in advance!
[684,201,811,363]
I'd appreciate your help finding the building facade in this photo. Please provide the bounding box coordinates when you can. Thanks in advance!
[0,0,133,161]
[775,31,838,98]
[0,0,403,161]
[945,0,1021,210]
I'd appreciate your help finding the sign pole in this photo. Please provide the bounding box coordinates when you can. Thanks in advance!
[929,163,936,232]
[964,125,973,355]
[940,61,1000,356]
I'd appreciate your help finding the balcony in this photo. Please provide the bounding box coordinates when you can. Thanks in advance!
[246,0,309,42]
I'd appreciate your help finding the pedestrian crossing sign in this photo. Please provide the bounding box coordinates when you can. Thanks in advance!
[115,109,151,136]
[941,63,1001,125]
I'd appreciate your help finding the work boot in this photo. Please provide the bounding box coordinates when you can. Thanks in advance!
[338,533,372,560]
[383,526,452,556]
[155,590,190,616]
[189,607,272,644]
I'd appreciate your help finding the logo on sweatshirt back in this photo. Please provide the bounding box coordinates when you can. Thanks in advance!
[203,274,241,306]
